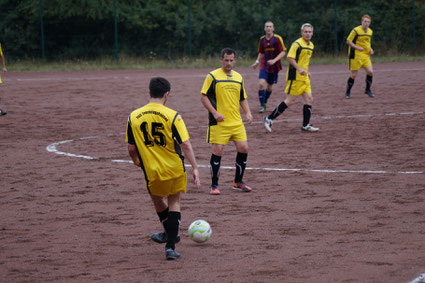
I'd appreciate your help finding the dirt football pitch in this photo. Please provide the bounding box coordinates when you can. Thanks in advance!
[1,62,424,282]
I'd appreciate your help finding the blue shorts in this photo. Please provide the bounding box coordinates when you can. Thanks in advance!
[259,69,278,85]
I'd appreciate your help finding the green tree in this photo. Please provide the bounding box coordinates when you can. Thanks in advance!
[0,0,423,60]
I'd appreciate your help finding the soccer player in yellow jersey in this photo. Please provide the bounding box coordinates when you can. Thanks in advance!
[345,15,374,98]
[0,43,8,116]
[126,77,200,260]
[201,48,253,195]
[264,23,319,133]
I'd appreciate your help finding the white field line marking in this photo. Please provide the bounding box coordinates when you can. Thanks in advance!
[13,75,206,82]
[46,110,424,175]
[46,137,97,160]
[10,67,425,82]
[192,111,425,128]
[407,272,425,283]
[110,161,423,175]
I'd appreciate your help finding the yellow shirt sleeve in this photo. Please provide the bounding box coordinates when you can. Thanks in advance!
[173,114,189,143]
[201,74,214,95]
[347,29,357,42]
[287,43,299,59]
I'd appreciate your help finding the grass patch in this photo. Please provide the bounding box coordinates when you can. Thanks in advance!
[7,54,424,72]
[311,53,424,65]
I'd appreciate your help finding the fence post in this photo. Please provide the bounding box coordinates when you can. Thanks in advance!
[114,0,119,62]
[333,0,338,56]
[39,0,45,59]
[260,0,264,32]
[412,0,416,52]
[188,0,192,59]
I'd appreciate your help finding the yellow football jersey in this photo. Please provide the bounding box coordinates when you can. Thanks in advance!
[126,102,189,183]
[286,37,314,81]
[347,25,373,59]
[201,68,247,126]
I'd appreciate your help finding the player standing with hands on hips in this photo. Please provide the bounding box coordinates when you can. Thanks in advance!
[345,15,375,98]
[201,48,253,195]
[126,77,201,260]
[0,42,8,116]
[264,23,319,133]
[251,20,286,113]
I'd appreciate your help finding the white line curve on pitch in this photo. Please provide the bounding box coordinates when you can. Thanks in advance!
[46,110,424,175]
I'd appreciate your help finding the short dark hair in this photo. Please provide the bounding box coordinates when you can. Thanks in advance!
[220,47,236,58]
[149,77,171,98]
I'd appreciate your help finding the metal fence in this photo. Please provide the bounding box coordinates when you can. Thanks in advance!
[1,0,422,60]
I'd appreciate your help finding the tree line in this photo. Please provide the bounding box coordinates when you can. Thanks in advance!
[0,0,423,60]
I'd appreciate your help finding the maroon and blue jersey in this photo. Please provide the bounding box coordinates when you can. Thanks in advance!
[258,34,286,73]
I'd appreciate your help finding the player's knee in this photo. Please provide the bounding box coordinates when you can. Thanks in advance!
[305,97,313,105]
[308,97,314,105]
[212,144,224,156]
[212,149,224,156]
[284,97,295,106]
[236,143,248,153]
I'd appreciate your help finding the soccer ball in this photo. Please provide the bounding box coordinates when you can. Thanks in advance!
[188,219,212,243]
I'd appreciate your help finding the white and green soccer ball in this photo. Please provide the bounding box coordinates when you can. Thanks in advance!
[188,219,212,243]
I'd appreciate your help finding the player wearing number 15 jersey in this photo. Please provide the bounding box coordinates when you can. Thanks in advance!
[126,77,200,260]
[127,101,189,187]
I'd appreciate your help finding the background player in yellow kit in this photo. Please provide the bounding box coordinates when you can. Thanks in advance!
[0,42,8,116]
[201,47,253,195]
[264,23,319,133]
[345,15,375,98]
[126,77,200,260]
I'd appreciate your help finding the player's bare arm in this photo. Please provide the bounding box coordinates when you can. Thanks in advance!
[267,50,286,66]
[346,40,364,52]
[201,94,224,122]
[251,53,264,69]
[287,57,307,76]
[180,140,201,189]
[127,144,141,167]
[240,99,253,125]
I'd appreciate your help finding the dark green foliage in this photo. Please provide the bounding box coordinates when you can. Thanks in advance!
[0,0,423,60]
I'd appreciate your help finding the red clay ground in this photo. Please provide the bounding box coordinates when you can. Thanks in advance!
[1,62,424,282]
